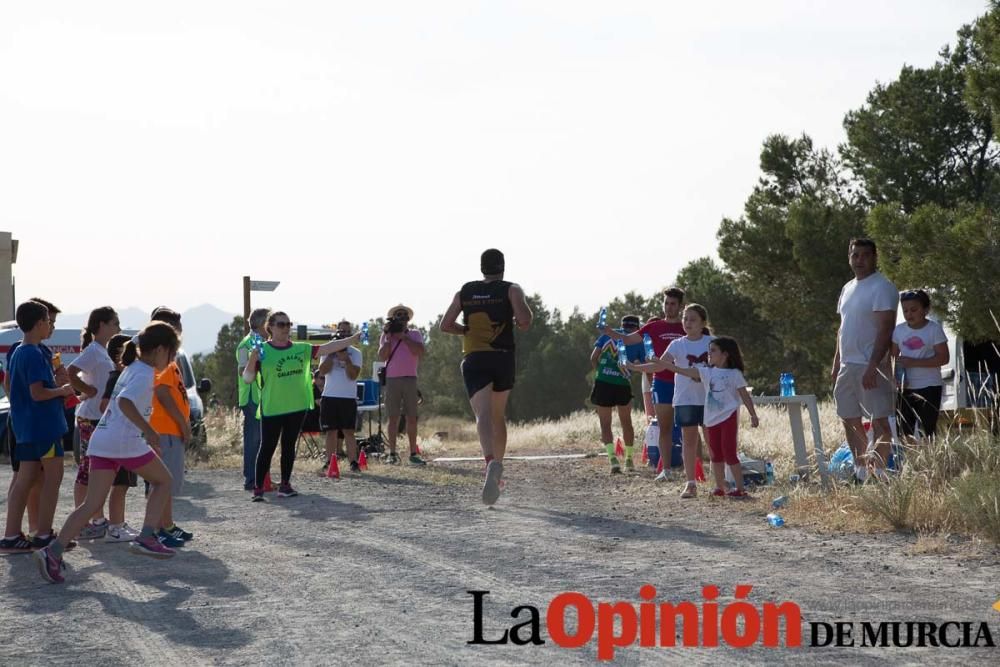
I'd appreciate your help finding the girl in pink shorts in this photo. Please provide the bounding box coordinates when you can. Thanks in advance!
[633,336,760,497]
[35,322,182,584]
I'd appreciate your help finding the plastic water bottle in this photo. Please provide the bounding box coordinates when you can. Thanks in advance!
[766,513,785,527]
[772,495,788,509]
[789,474,801,485]
[766,461,774,485]
[250,332,265,360]
[596,307,607,330]
[616,339,628,367]
[643,334,656,361]
[780,373,796,397]
[360,321,370,346]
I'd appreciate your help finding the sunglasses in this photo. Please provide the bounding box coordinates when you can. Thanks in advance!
[273,321,292,329]
[900,290,921,300]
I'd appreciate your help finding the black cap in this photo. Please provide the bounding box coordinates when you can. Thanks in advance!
[481,248,505,275]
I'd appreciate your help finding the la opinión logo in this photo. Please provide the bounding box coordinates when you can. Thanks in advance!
[468,586,998,660]
[469,585,801,660]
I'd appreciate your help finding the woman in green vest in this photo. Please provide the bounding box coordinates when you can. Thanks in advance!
[242,311,361,501]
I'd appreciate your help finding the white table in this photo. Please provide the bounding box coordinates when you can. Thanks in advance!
[751,394,830,487]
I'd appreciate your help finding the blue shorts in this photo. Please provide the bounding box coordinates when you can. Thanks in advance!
[16,440,65,462]
[674,405,705,428]
[651,379,675,405]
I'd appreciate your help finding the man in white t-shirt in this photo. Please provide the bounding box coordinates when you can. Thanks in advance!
[832,238,899,481]
[319,321,364,473]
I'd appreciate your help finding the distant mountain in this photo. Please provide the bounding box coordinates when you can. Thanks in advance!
[57,304,238,354]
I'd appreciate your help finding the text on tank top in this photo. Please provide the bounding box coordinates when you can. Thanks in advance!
[460,280,514,354]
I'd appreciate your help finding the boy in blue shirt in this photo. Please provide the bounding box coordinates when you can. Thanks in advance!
[0,301,74,552]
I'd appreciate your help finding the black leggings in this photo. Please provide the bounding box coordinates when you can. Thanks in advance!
[256,411,306,487]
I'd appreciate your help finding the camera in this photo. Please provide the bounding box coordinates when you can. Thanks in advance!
[384,318,407,335]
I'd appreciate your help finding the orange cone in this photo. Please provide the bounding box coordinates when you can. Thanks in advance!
[641,442,648,464]
[326,455,340,479]
[614,438,624,457]
[695,458,706,482]
[656,455,664,475]
[358,450,368,471]
[263,473,274,492]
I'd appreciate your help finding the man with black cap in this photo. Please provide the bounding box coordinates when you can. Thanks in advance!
[440,248,533,505]
[590,315,644,473]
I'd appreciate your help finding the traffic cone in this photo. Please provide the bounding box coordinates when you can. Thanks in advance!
[641,442,648,464]
[614,438,624,457]
[415,443,422,455]
[695,458,706,482]
[326,455,340,479]
[263,473,274,492]
[656,455,664,475]
[358,450,368,471]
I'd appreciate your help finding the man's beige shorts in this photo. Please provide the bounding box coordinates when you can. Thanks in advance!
[385,376,419,418]
[834,363,894,420]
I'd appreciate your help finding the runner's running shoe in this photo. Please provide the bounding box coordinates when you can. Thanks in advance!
[105,523,139,543]
[482,460,503,506]
[156,530,184,548]
[0,532,34,554]
[78,520,108,540]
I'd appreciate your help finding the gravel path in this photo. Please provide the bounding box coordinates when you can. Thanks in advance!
[1,458,999,665]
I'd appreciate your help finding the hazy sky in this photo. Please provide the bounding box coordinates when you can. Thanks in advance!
[0,1,989,326]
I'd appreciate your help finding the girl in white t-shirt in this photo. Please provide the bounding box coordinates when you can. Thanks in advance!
[891,289,949,443]
[66,307,121,540]
[655,336,760,497]
[629,304,713,498]
[36,322,182,584]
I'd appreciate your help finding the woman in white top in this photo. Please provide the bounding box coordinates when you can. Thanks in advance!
[891,289,949,443]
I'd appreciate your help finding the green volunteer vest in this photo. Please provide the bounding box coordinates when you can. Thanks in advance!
[257,341,314,418]
[236,334,262,407]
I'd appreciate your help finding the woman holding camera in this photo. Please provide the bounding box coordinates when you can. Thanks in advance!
[243,311,361,501]
[378,304,426,465]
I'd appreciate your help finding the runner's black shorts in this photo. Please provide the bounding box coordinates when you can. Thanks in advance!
[461,351,516,397]
[320,397,359,432]
[590,380,633,407]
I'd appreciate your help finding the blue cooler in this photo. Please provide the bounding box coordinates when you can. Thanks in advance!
[357,380,380,406]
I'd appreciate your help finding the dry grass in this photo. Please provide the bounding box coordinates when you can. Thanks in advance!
[193,402,1000,545]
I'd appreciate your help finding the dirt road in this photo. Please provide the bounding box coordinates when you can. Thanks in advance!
[2,458,999,665]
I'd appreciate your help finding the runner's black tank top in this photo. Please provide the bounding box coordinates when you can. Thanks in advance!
[460,280,514,354]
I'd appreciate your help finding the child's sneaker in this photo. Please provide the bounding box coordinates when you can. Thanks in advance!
[251,487,266,502]
[654,470,670,482]
[165,524,193,542]
[105,523,139,543]
[130,536,176,559]
[609,456,621,474]
[277,483,298,498]
[156,530,185,548]
[680,483,697,499]
[31,533,76,551]
[408,454,427,466]
[727,489,750,499]
[624,458,635,472]
[386,452,401,465]
[349,461,362,474]
[78,519,108,540]
[0,532,34,554]
[710,488,726,497]
[34,546,65,583]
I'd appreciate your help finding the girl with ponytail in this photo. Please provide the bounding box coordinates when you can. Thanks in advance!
[66,307,121,539]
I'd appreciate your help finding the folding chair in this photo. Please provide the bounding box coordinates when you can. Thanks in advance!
[297,405,325,459]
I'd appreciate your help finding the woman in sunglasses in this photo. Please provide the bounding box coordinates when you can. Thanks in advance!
[243,311,361,501]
